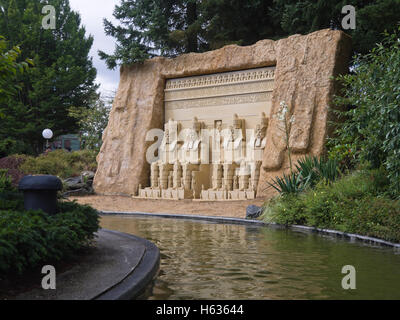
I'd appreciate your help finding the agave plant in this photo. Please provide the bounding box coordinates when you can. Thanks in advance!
[317,157,340,182]
[295,156,320,187]
[297,156,340,185]
[268,171,310,195]
[268,156,341,195]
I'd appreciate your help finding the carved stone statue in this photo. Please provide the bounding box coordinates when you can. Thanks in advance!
[160,119,179,164]
[181,117,202,164]
[191,172,196,191]
[180,177,185,189]
[212,120,223,163]
[173,161,182,188]
[165,129,170,144]
[247,113,268,163]
[168,174,173,189]
[238,160,250,191]
[250,161,262,192]
[223,114,245,164]
[211,164,223,190]
[233,175,239,190]
[255,125,263,148]
[150,161,159,188]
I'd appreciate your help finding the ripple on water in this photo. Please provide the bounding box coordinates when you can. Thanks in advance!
[101,216,400,300]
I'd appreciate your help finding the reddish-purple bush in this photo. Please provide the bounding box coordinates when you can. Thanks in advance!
[0,156,26,186]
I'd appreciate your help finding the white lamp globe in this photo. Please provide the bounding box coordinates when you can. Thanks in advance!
[42,129,53,140]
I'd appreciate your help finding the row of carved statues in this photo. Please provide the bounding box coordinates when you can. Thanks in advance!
[137,113,268,200]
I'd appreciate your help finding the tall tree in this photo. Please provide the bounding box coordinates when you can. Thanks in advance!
[102,0,400,68]
[331,28,400,194]
[0,0,98,156]
[99,0,282,68]
[0,36,32,119]
[201,0,283,50]
[99,0,201,68]
[271,0,400,54]
[68,92,114,151]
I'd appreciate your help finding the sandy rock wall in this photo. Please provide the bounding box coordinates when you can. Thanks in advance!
[94,29,352,196]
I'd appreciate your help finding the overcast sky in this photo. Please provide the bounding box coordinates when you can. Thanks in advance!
[69,0,120,96]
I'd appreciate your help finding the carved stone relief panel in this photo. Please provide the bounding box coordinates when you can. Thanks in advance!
[138,66,275,200]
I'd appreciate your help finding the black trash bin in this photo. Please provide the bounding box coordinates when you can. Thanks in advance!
[18,175,63,214]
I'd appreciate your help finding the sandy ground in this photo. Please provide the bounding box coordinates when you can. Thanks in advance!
[70,195,268,219]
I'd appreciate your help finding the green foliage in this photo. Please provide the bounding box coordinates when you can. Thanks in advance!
[327,141,359,171]
[68,93,113,151]
[0,199,99,275]
[263,193,308,225]
[268,172,307,195]
[330,28,400,195]
[200,0,283,50]
[100,0,281,68]
[263,169,400,242]
[0,169,12,193]
[268,156,341,195]
[0,0,98,156]
[272,0,400,55]
[20,149,97,179]
[102,0,400,67]
[0,35,32,118]
[0,173,99,275]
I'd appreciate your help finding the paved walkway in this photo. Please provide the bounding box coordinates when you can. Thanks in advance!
[15,229,159,300]
[71,195,268,218]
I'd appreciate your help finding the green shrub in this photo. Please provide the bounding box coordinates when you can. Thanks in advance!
[262,194,308,226]
[263,169,400,242]
[331,28,400,196]
[346,197,400,242]
[20,149,97,179]
[0,197,99,275]
[0,169,12,193]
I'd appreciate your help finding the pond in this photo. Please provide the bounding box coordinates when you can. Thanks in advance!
[101,215,400,300]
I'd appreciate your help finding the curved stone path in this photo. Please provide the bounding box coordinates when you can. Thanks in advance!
[15,229,159,300]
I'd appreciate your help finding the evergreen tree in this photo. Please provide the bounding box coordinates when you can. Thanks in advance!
[201,0,283,50]
[99,0,202,69]
[0,0,97,156]
[99,0,283,68]
[271,0,400,54]
[102,0,400,68]
[0,36,32,119]
[68,92,113,151]
[331,28,400,194]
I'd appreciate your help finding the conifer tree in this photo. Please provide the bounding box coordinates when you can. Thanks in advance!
[271,0,400,54]
[0,0,98,155]
[99,0,281,68]
[101,0,400,68]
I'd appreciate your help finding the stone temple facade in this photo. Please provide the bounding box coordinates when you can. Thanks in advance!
[93,29,352,200]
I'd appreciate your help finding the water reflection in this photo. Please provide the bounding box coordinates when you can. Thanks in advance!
[101,216,400,300]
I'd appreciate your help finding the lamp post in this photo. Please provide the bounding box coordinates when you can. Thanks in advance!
[42,128,53,150]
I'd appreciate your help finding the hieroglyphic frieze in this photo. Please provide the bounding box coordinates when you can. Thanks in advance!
[164,80,274,102]
[165,67,275,111]
[165,91,273,110]
[165,67,275,90]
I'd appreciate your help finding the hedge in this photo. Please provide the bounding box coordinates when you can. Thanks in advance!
[262,169,400,243]
[0,173,99,275]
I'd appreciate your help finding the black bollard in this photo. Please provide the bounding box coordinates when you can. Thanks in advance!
[18,175,63,214]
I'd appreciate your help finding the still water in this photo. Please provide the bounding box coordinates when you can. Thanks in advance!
[101,215,400,300]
